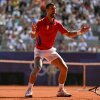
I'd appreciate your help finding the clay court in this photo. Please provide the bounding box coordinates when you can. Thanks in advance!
[0,86,100,100]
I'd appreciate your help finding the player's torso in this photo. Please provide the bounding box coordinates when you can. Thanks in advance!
[36,18,58,50]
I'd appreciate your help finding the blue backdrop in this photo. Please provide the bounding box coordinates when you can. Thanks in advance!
[0,52,100,86]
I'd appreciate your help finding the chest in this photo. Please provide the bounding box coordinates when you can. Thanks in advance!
[40,22,58,34]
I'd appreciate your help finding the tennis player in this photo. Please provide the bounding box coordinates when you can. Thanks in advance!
[25,3,90,97]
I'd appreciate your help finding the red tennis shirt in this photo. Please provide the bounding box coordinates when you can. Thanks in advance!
[34,17,68,50]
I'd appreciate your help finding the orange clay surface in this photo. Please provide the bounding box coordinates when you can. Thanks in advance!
[0,86,100,100]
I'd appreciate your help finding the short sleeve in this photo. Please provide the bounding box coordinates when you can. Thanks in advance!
[57,22,68,35]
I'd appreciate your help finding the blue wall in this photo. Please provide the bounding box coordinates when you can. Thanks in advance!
[0,52,100,86]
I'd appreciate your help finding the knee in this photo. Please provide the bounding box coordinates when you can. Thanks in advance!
[64,65,68,72]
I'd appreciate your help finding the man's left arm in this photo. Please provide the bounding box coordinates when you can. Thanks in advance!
[57,22,90,38]
[63,26,90,38]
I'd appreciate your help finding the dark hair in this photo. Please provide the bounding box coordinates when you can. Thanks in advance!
[46,3,55,9]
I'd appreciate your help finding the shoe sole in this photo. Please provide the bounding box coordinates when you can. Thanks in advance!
[57,94,72,97]
[25,95,32,98]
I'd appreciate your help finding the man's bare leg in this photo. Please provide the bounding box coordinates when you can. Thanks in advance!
[29,57,42,84]
[25,57,42,97]
[51,57,68,87]
[51,57,72,97]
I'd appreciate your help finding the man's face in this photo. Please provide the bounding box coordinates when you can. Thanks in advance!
[46,5,56,18]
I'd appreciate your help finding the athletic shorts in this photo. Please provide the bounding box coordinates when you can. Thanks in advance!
[34,47,61,63]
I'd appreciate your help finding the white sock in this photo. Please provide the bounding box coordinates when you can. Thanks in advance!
[28,82,34,89]
[59,83,64,90]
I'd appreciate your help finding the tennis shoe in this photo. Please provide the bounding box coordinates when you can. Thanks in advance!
[57,89,72,97]
[25,88,32,98]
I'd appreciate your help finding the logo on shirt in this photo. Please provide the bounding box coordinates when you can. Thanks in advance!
[47,25,49,30]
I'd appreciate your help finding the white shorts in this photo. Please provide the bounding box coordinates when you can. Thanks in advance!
[34,47,61,63]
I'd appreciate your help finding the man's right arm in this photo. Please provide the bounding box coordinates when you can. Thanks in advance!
[31,23,37,38]
[31,31,36,38]
[31,20,41,38]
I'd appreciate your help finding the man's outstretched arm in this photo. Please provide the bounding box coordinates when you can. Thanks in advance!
[63,25,90,38]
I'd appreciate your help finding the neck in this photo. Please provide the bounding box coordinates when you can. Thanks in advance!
[47,15,54,24]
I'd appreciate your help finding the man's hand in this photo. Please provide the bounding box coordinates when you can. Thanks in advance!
[78,26,90,35]
[32,23,36,32]
[31,31,36,38]
[31,23,37,38]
